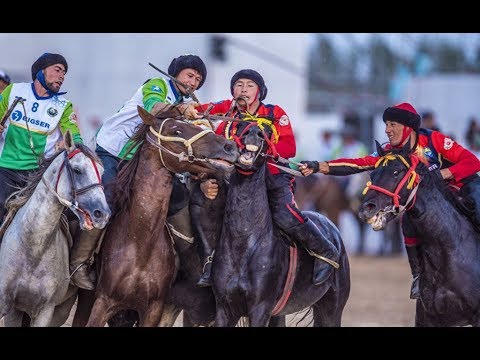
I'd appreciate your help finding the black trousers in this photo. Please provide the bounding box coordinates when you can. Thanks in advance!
[0,167,31,225]
[265,172,306,231]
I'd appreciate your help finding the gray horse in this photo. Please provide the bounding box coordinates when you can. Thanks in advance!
[0,131,110,327]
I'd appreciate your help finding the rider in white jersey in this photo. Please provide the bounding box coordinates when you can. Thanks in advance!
[71,54,207,290]
[0,53,92,283]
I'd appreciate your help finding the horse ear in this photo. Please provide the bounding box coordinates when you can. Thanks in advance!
[137,105,154,125]
[375,140,385,157]
[64,129,75,152]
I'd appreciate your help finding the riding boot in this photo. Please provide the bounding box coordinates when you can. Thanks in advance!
[70,227,103,290]
[405,245,421,299]
[197,251,214,288]
[285,218,340,286]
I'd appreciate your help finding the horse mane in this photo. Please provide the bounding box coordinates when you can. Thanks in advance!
[113,105,184,215]
[415,160,473,217]
[5,144,101,213]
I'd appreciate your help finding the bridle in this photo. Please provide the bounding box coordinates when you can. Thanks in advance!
[145,117,216,173]
[42,148,103,214]
[362,153,421,217]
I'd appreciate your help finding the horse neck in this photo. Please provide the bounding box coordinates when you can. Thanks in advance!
[222,165,274,254]
[11,157,66,251]
[409,176,477,251]
[121,145,173,248]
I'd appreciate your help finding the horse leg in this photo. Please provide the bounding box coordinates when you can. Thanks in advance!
[3,309,24,327]
[30,305,55,327]
[72,289,96,327]
[311,288,342,327]
[49,291,78,327]
[159,303,182,327]
[138,301,164,327]
[414,299,431,327]
[108,310,138,327]
[86,296,115,327]
[268,315,286,327]
[248,306,272,327]
[215,306,239,327]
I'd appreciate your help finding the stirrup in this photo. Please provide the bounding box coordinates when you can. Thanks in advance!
[202,254,213,272]
[69,262,87,278]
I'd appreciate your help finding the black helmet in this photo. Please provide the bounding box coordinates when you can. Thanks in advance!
[0,69,11,84]
[383,102,421,132]
[167,54,207,90]
[31,53,68,81]
[230,69,267,101]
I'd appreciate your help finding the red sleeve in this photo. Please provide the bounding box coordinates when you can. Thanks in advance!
[270,105,296,159]
[327,155,378,175]
[196,100,232,115]
[431,131,480,181]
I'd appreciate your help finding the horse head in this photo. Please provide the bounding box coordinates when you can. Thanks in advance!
[44,130,111,230]
[138,106,238,176]
[359,139,422,230]
[230,119,274,171]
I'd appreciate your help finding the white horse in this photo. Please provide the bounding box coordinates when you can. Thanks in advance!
[0,130,110,327]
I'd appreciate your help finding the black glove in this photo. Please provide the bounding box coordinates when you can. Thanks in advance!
[300,160,319,173]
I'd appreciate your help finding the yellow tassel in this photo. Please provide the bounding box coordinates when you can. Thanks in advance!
[362,181,371,195]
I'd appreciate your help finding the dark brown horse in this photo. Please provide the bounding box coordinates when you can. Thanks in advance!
[84,106,238,327]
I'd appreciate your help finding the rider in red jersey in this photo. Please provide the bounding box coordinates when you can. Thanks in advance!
[300,102,480,299]
[189,69,340,288]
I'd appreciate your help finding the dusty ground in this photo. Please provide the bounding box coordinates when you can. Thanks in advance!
[332,254,416,326]
[72,254,416,327]
[0,254,416,327]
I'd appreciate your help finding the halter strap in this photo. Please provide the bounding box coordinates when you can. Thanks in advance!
[42,148,103,213]
[145,118,220,173]
[362,153,421,216]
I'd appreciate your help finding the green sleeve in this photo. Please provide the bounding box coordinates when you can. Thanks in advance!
[142,78,169,112]
[0,84,13,118]
[59,102,84,144]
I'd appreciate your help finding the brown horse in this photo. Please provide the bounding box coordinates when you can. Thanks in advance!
[84,106,238,327]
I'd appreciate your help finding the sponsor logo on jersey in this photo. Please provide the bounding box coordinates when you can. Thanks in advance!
[279,115,290,126]
[423,147,434,159]
[47,107,58,117]
[151,85,162,93]
[52,96,67,108]
[444,138,454,150]
[69,112,78,124]
[428,164,439,171]
[11,110,51,129]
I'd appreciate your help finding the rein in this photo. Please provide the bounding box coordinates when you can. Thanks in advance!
[42,148,103,214]
[362,153,421,216]
[146,118,215,173]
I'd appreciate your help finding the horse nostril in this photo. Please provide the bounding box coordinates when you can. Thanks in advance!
[364,202,376,212]
[93,210,102,219]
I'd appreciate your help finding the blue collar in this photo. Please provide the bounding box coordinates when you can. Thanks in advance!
[34,70,67,99]
[169,79,182,102]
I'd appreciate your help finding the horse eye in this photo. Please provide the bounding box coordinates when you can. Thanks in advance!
[174,130,182,135]
[393,170,399,176]
[73,167,82,174]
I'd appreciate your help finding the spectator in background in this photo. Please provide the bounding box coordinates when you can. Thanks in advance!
[0,69,11,93]
[421,111,441,132]
[316,129,339,161]
[465,117,480,154]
